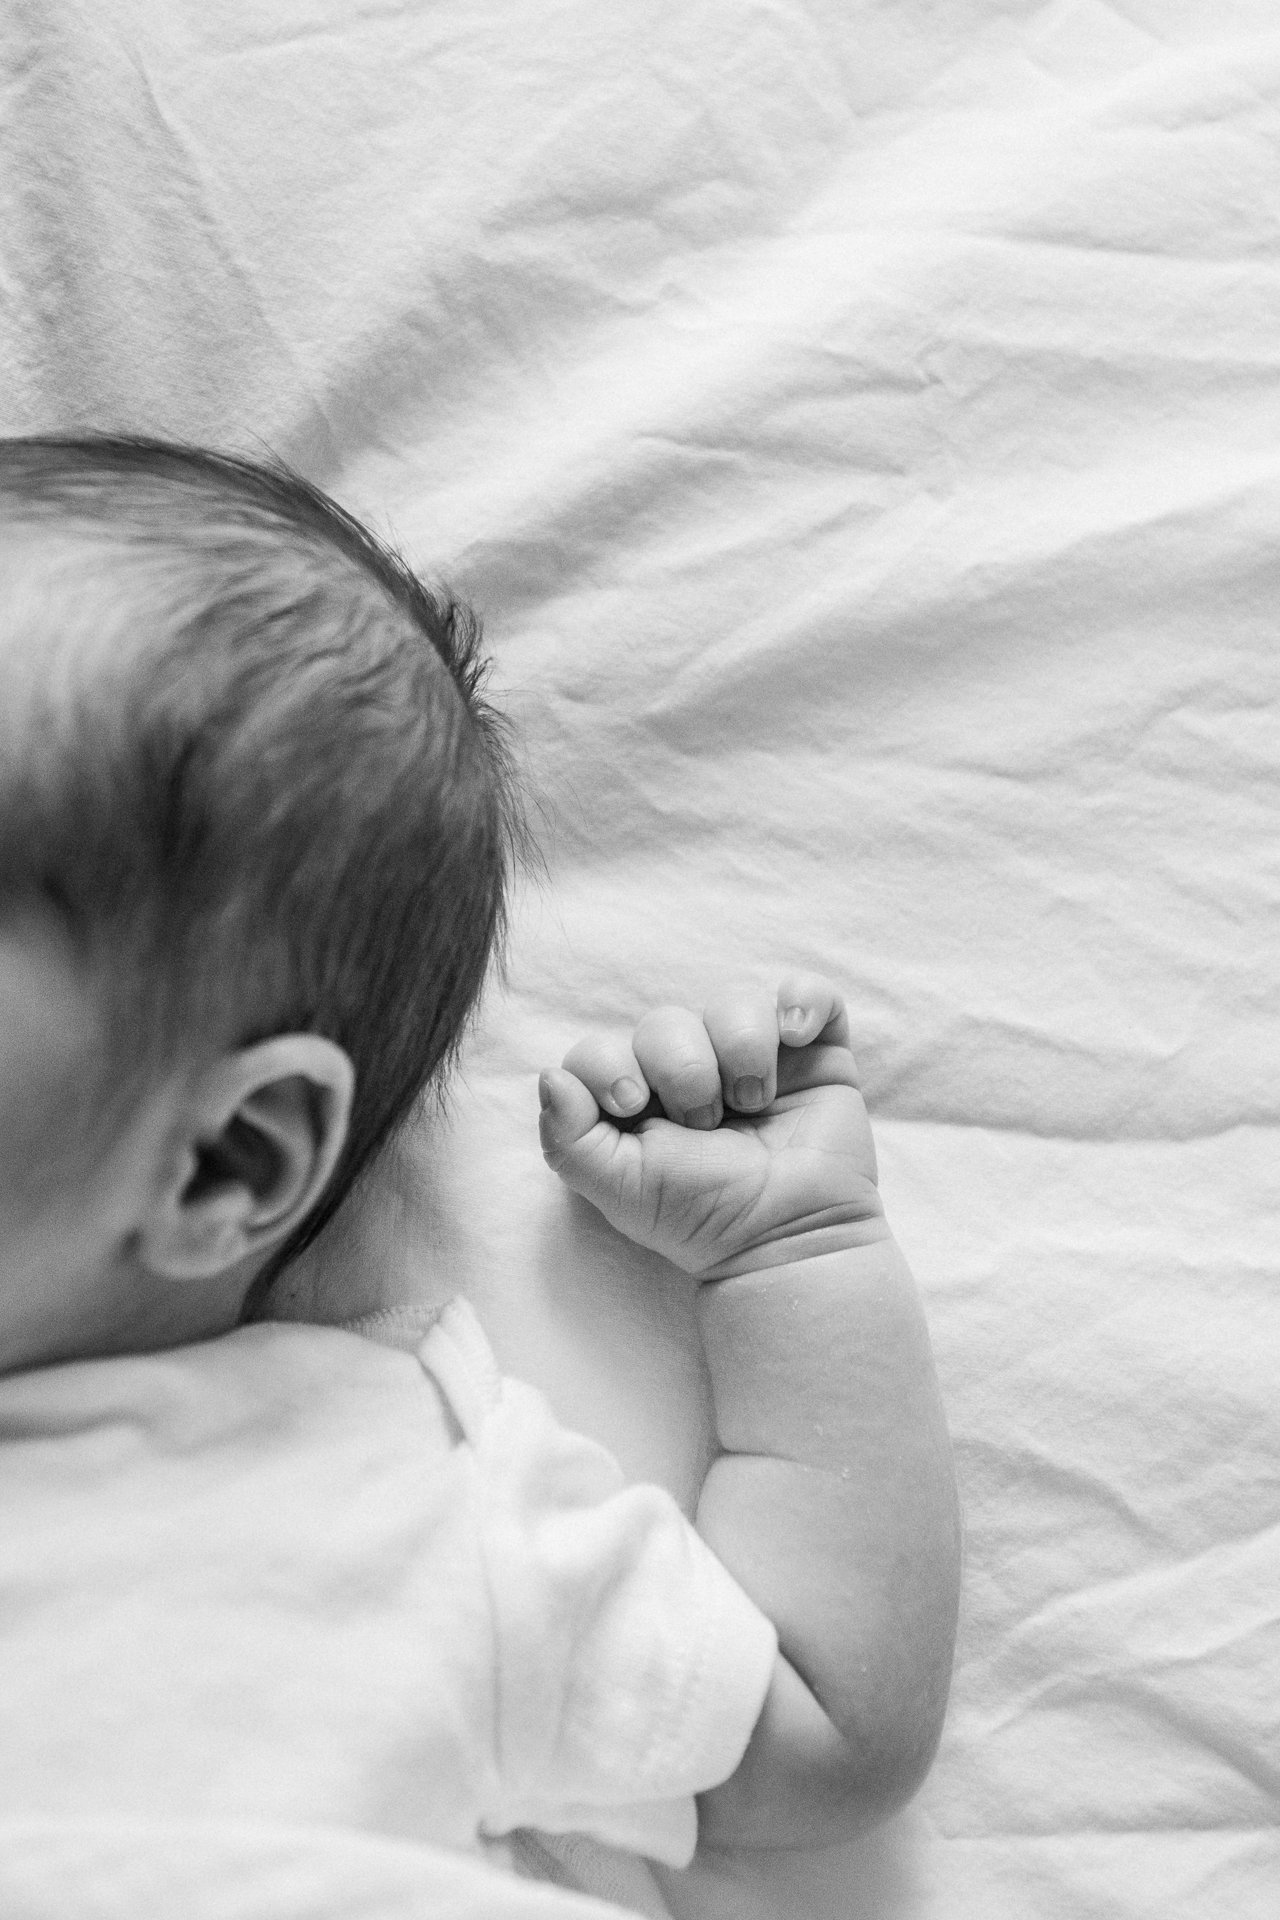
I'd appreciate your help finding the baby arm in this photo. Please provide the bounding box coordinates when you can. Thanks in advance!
[538,975,961,1850]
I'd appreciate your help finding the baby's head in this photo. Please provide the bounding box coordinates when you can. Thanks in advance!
[0,435,520,1374]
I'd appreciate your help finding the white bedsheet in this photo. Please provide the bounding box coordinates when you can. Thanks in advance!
[2,3,1277,1916]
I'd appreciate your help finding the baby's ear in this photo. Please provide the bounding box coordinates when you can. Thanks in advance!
[138,1037,354,1283]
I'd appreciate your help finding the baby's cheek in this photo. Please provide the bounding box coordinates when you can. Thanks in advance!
[0,921,116,1227]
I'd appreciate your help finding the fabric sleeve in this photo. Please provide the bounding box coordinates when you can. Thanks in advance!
[417,1301,778,1869]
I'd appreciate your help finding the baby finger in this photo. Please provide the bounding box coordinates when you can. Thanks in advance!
[560,1033,651,1120]
[775,972,852,1052]
[701,989,779,1112]
[632,1005,722,1130]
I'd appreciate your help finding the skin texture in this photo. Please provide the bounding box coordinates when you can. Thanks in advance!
[540,975,962,1849]
[0,914,353,1377]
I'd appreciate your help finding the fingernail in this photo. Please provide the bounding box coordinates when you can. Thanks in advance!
[611,1076,645,1114]
[685,1102,719,1130]
[734,1075,765,1110]
[781,1006,807,1036]
[538,1071,553,1111]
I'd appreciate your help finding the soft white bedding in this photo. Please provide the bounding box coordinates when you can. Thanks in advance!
[2,3,1277,1916]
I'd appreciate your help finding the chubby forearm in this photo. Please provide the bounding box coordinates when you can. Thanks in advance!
[537,975,961,1846]
[693,1236,961,1848]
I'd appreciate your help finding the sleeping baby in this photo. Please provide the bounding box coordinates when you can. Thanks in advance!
[0,435,961,1917]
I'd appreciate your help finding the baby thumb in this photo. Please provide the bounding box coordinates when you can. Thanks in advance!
[538,1068,626,1210]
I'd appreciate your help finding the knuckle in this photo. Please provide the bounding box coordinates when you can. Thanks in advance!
[634,1012,706,1063]
[632,1005,690,1048]
[705,995,774,1042]
[561,1035,601,1072]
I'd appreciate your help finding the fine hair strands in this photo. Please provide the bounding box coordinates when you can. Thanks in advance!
[0,434,532,1315]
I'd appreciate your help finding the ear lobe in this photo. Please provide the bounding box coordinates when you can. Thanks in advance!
[140,1037,355,1284]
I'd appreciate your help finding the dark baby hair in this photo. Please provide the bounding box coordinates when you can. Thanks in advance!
[0,434,524,1292]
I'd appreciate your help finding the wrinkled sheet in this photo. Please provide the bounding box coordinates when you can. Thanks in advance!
[2,2,1278,1917]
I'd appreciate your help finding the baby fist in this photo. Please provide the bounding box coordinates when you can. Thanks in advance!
[539,975,885,1279]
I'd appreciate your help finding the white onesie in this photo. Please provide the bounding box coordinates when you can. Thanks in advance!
[0,1300,777,1915]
